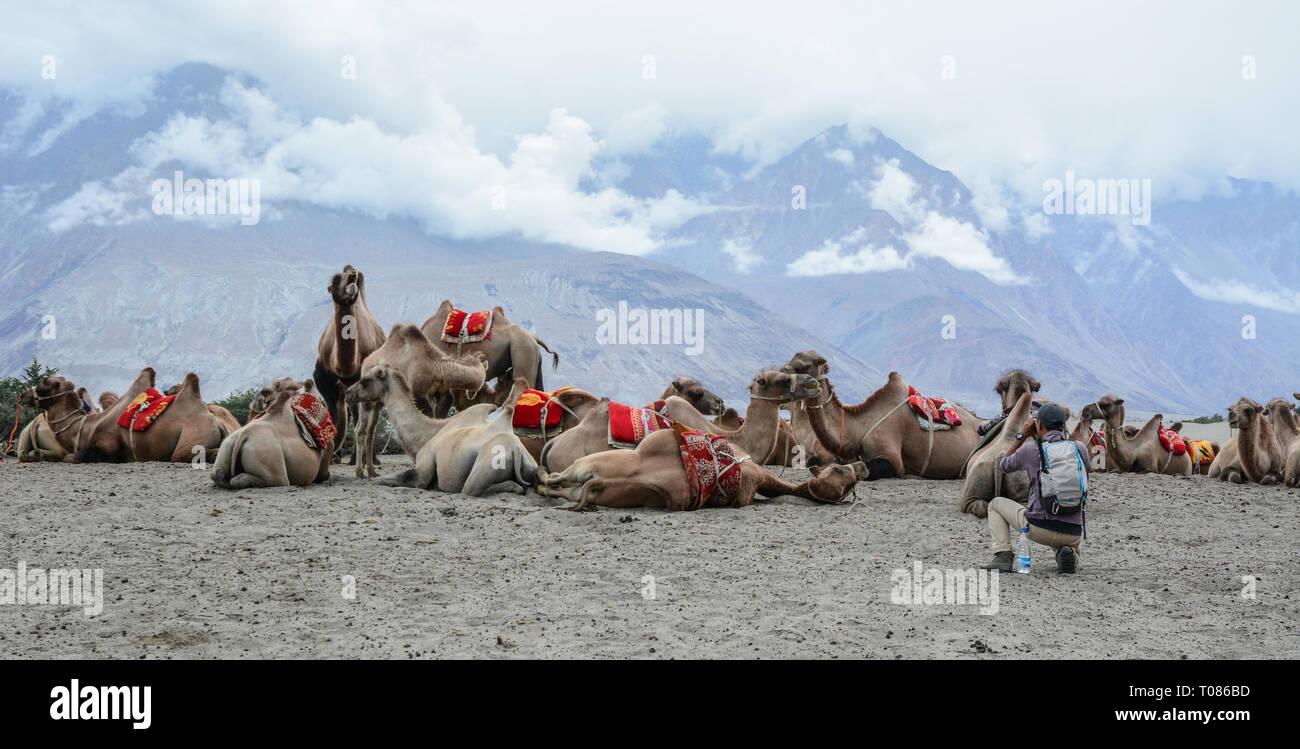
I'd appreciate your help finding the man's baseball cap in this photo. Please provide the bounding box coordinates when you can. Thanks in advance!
[1036,402,1068,430]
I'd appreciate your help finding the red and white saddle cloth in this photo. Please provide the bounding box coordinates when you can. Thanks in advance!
[1157,423,1188,455]
[290,393,337,449]
[1090,430,1107,453]
[672,422,749,510]
[441,308,493,345]
[608,399,672,448]
[512,387,575,435]
[116,388,175,431]
[906,385,962,429]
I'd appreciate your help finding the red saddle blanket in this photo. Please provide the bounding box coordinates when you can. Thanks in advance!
[672,422,747,510]
[1157,424,1188,455]
[608,399,672,448]
[1186,439,1215,465]
[290,393,337,449]
[116,388,175,431]
[1090,430,1106,452]
[441,308,493,344]
[906,385,961,427]
[512,387,574,430]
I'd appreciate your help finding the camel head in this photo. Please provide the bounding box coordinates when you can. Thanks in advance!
[668,376,725,415]
[250,376,300,418]
[1087,394,1125,428]
[20,375,80,410]
[804,461,867,502]
[995,370,1041,413]
[748,369,820,404]
[328,265,363,306]
[1077,400,1105,422]
[351,364,397,404]
[1227,397,1262,430]
[781,350,829,379]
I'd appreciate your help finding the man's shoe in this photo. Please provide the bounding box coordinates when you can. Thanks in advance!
[981,551,1014,573]
[1056,546,1077,574]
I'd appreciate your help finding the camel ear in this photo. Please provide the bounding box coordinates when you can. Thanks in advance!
[1030,379,1042,392]
[1115,398,1124,405]
[672,380,684,392]
[813,355,827,367]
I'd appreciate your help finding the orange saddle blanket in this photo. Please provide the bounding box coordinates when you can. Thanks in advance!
[1186,439,1215,464]
[672,422,747,510]
[608,399,672,448]
[290,392,337,449]
[512,387,574,432]
[906,385,961,427]
[116,388,175,431]
[441,308,493,345]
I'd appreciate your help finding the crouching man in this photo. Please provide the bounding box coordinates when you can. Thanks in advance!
[981,403,1088,574]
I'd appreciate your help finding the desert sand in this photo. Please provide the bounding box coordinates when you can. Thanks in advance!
[0,450,1296,659]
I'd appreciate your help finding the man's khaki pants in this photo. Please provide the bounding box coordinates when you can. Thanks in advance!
[987,496,1081,565]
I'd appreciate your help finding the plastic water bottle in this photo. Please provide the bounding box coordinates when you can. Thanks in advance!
[1015,528,1031,574]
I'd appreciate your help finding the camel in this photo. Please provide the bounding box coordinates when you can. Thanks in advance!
[312,265,387,460]
[782,356,979,480]
[712,406,803,466]
[778,351,841,467]
[350,366,537,495]
[1091,395,1192,475]
[660,377,725,415]
[348,324,489,478]
[538,369,819,473]
[535,425,868,511]
[16,414,67,462]
[1265,397,1300,457]
[958,392,1035,517]
[419,300,558,416]
[509,387,600,463]
[1289,394,1300,487]
[1207,398,1284,484]
[1068,403,1108,472]
[20,369,230,463]
[212,379,332,489]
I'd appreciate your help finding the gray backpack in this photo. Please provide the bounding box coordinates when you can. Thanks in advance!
[1036,438,1087,514]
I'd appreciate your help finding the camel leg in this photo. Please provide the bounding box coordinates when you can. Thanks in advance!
[462,458,515,497]
[559,478,669,511]
[365,404,382,477]
[355,403,373,479]
[234,447,291,488]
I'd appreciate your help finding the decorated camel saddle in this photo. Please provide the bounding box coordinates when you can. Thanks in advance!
[1186,438,1215,466]
[609,399,672,448]
[290,392,337,449]
[672,421,749,510]
[441,308,493,346]
[1157,423,1188,455]
[906,385,962,430]
[512,387,575,439]
[116,388,175,431]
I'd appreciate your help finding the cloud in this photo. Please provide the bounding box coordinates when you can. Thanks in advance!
[786,227,907,277]
[721,237,763,273]
[603,103,667,156]
[865,158,926,224]
[826,148,854,166]
[1172,269,1300,313]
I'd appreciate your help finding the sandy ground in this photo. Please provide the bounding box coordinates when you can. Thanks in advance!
[0,454,1297,660]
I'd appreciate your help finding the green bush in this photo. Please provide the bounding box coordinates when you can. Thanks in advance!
[0,359,60,454]
[1188,413,1225,424]
[211,387,259,425]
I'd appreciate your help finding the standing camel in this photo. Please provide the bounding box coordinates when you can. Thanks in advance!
[420,301,558,416]
[313,265,386,461]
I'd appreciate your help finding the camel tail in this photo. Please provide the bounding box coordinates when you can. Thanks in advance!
[535,336,559,370]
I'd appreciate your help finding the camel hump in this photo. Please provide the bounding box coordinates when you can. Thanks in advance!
[175,372,204,401]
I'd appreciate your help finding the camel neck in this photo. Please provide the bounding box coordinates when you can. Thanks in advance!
[737,397,783,460]
[334,302,362,370]
[382,380,448,455]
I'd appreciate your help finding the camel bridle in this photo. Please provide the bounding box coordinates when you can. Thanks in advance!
[23,385,90,455]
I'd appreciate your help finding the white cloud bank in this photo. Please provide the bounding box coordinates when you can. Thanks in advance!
[1172,269,1300,314]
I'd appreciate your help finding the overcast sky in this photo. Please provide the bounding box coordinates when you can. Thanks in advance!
[4,0,1296,252]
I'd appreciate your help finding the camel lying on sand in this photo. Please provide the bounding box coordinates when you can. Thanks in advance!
[539,370,818,473]
[212,380,332,489]
[349,324,489,478]
[21,369,234,463]
[508,386,600,462]
[782,355,979,479]
[1090,395,1191,475]
[17,414,67,462]
[1288,393,1300,487]
[660,377,725,415]
[350,366,537,496]
[958,392,1035,517]
[420,301,559,415]
[1208,398,1284,484]
[313,265,387,461]
[1265,397,1299,460]
[535,425,867,511]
